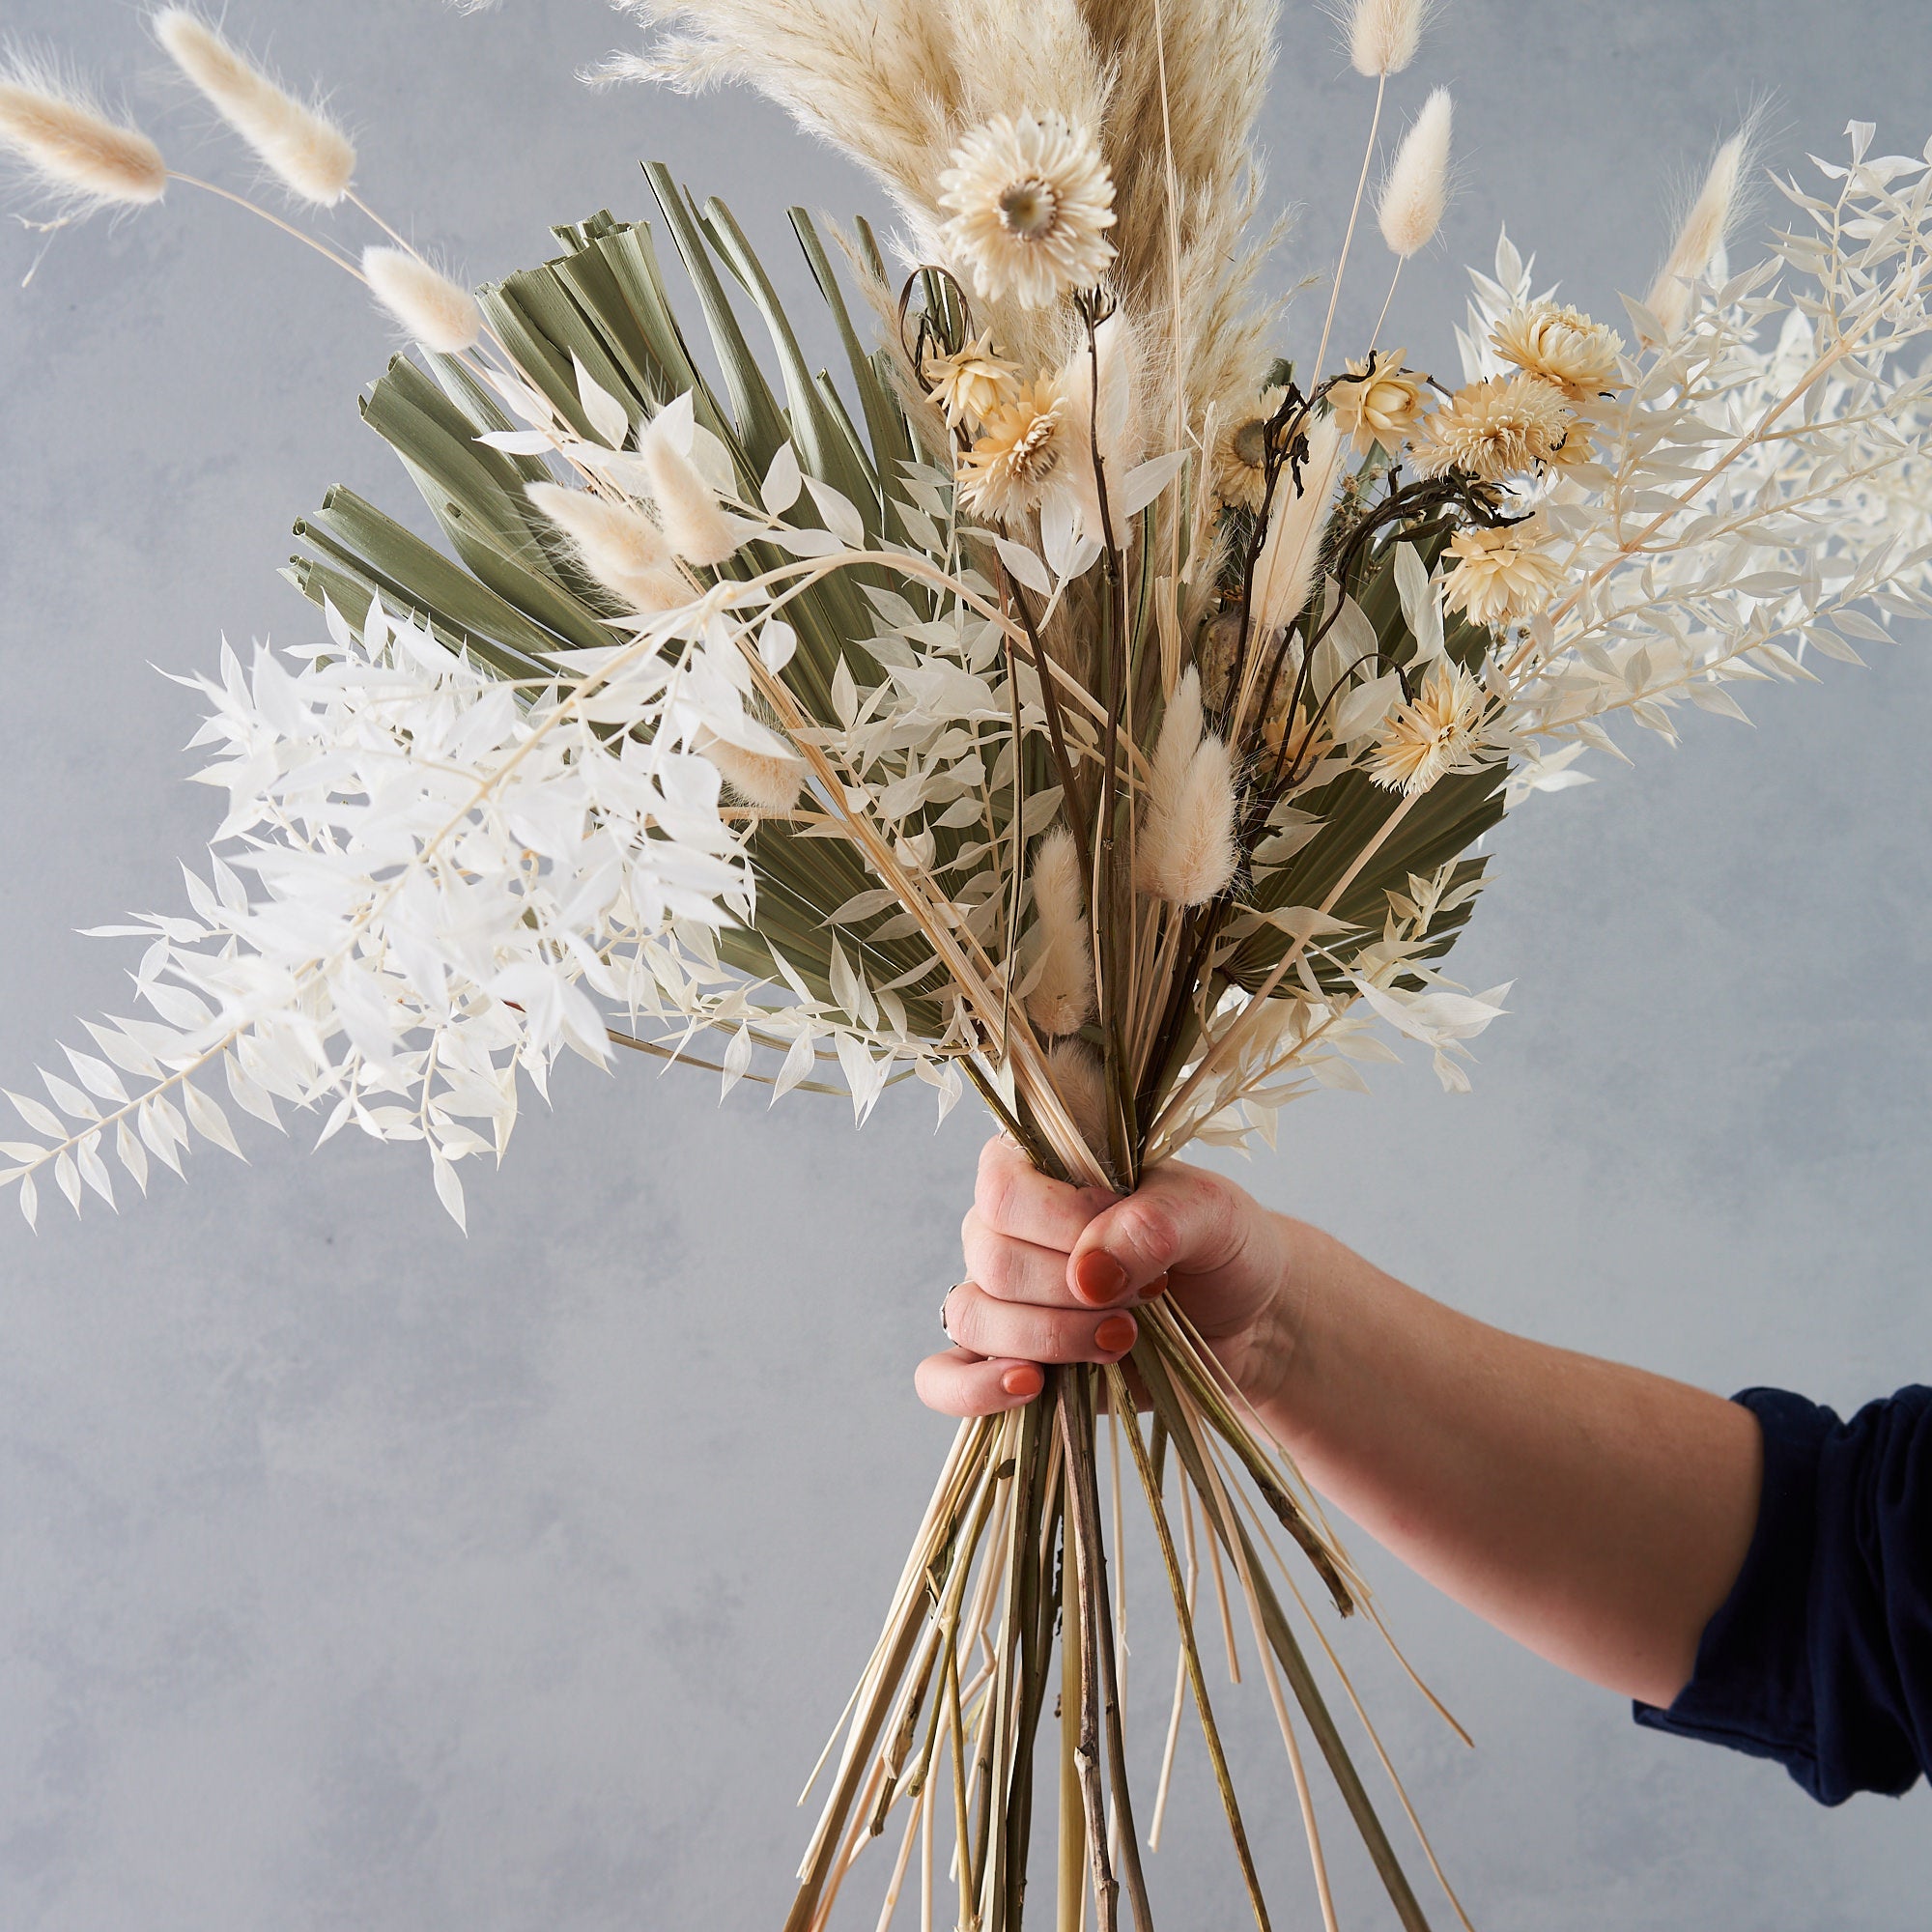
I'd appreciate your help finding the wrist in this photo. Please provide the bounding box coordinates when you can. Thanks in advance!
[1238,1211,1321,1437]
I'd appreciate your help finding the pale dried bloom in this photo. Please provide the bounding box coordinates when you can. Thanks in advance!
[1377,88,1453,258]
[1251,412,1345,638]
[1492,301,1624,402]
[639,427,741,566]
[528,483,683,611]
[1023,826,1094,1038]
[1369,659,1484,795]
[957,379,1070,522]
[153,11,355,208]
[1329,352,1429,456]
[1409,372,1576,481]
[937,112,1116,309]
[362,246,483,355]
[696,726,804,815]
[1442,515,1566,627]
[1211,386,1285,511]
[0,59,167,211]
[1136,668,1237,906]
[1046,1037,1110,1166]
[923,329,1019,428]
[1348,0,1430,77]
[1646,129,1747,341]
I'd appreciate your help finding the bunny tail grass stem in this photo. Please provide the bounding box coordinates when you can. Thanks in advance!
[1368,255,1406,357]
[168,169,364,279]
[1314,73,1387,396]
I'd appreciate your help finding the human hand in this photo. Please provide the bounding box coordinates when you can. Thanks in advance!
[916,1135,1303,1417]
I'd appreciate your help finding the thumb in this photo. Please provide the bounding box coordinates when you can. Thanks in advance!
[1065,1161,1251,1306]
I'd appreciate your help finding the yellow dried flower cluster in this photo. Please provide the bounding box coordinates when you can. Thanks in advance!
[1409,371,1580,482]
[923,330,1021,430]
[1330,351,1430,457]
[957,378,1071,520]
[1370,660,1485,796]
[1442,514,1566,626]
[1212,387,1286,511]
[1492,300,1625,402]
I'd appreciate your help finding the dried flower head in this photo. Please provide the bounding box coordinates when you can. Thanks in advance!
[1409,372,1576,481]
[1046,1037,1110,1167]
[1347,0,1431,77]
[1136,668,1237,906]
[1492,301,1625,402]
[153,10,356,208]
[923,329,1020,429]
[362,245,483,355]
[1369,660,1485,796]
[0,57,167,212]
[1212,386,1285,511]
[957,379,1070,521]
[1024,826,1094,1038]
[639,426,741,567]
[1377,88,1453,258]
[528,482,682,611]
[937,112,1116,309]
[697,726,804,815]
[1329,352,1429,456]
[1646,129,1748,341]
[1441,515,1565,627]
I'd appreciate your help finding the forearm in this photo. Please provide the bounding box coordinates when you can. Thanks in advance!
[1252,1218,1764,1709]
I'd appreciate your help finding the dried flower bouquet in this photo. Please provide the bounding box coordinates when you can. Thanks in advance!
[6,2,1932,1927]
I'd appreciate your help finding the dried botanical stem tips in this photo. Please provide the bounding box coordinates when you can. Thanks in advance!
[639,430,741,567]
[696,728,805,815]
[1348,0,1430,78]
[1136,668,1237,907]
[0,61,167,211]
[1377,88,1453,258]
[361,245,483,355]
[1645,130,1748,340]
[153,10,356,208]
[1024,826,1095,1038]
[527,482,680,612]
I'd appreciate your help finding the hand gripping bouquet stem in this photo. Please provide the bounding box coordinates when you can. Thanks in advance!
[7,4,1932,1926]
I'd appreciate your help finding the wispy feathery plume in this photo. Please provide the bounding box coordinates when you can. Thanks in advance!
[527,482,684,611]
[1377,88,1453,258]
[639,426,741,566]
[1250,412,1344,638]
[1645,128,1748,340]
[1024,826,1094,1037]
[1136,667,1237,906]
[361,245,483,354]
[0,57,167,212]
[152,11,355,207]
[1045,1037,1110,1165]
[1347,0,1429,77]
[697,726,804,814]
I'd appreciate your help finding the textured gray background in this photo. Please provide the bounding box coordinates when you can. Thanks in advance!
[1,1,1929,1927]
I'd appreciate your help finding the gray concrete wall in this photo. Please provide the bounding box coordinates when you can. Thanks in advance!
[1,2,1928,1926]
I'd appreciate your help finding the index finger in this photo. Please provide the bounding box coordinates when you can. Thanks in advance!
[975,1136,1115,1255]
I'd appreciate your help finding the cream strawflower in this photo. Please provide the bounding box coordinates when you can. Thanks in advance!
[923,329,1020,429]
[1492,301,1625,402]
[1369,660,1486,796]
[1329,352,1430,456]
[1409,372,1577,481]
[1442,516,1566,627]
[937,112,1117,309]
[1211,386,1285,510]
[957,379,1071,521]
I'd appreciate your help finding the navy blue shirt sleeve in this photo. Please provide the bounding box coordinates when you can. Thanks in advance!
[1633,1384,1932,1804]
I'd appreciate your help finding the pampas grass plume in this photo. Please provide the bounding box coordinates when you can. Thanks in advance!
[1348,0,1429,77]
[362,245,482,355]
[1024,826,1094,1038]
[0,58,168,211]
[1644,129,1748,340]
[640,430,741,568]
[1377,88,1453,258]
[528,482,679,610]
[153,10,355,207]
[1251,412,1344,638]
[1136,668,1237,907]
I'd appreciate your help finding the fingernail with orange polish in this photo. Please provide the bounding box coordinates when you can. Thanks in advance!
[1002,1364,1044,1400]
[1072,1252,1128,1305]
[1140,1273,1169,1301]
[1094,1314,1137,1354]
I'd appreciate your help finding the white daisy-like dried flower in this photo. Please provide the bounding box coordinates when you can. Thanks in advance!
[937,112,1117,309]
[528,482,684,612]
[362,246,483,355]
[639,426,741,567]
[1491,302,1625,402]
[923,329,1020,429]
[1377,88,1453,259]
[1441,515,1566,627]
[1329,352,1430,456]
[153,10,355,208]
[957,379,1071,522]
[1212,386,1285,511]
[1408,372,1576,481]
[1024,826,1094,1038]
[1348,0,1431,77]
[1369,660,1486,796]
[1136,668,1238,907]
[0,57,167,212]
